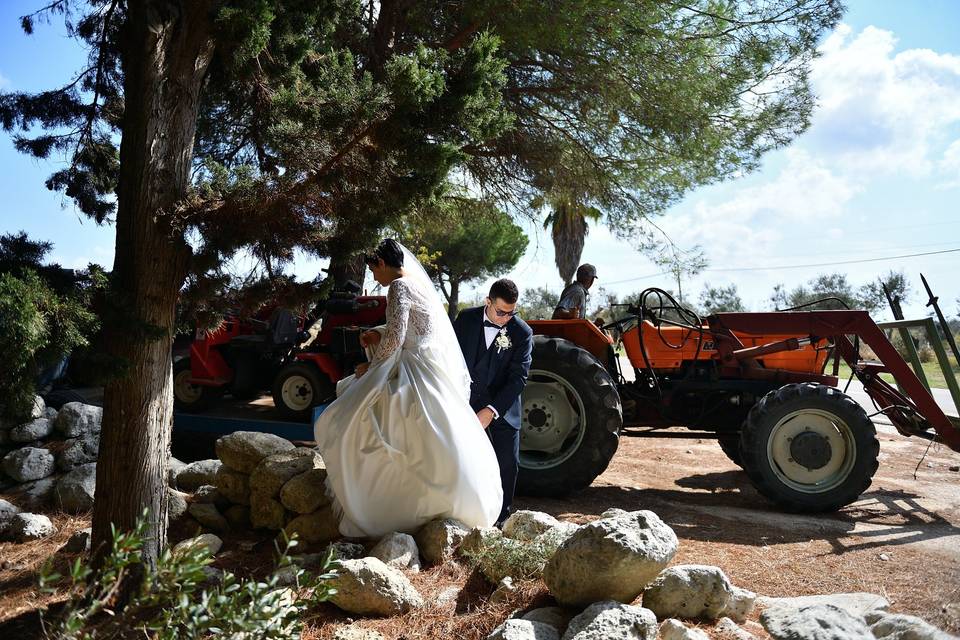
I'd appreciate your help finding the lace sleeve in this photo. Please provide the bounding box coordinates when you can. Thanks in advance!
[371,279,410,363]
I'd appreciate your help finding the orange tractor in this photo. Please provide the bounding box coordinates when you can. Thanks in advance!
[518,289,960,512]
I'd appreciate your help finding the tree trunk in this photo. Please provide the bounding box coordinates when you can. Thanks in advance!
[447,279,460,322]
[92,0,215,569]
[328,253,368,290]
[551,204,588,285]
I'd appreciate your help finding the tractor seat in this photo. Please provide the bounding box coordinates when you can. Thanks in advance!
[269,308,300,346]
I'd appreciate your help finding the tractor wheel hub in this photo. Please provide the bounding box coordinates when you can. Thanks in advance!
[527,407,548,429]
[790,430,832,470]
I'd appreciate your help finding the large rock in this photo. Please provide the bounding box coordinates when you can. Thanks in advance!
[2,447,56,482]
[54,402,102,438]
[223,504,251,529]
[214,465,250,505]
[16,476,57,510]
[249,448,320,498]
[189,503,229,532]
[284,505,339,543]
[56,435,100,471]
[0,498,21,539]
[44,407,58,420]
[329,557,424,616]
[660,619,710,640]
[369,532,421,572]
[55,462,97,512]
[9,512,56,542]
[0,498,20,523]
[865,611,955,640]
[561,601,658,640]
[30,395,46,419]
[761,603,873,640]
[10,418,54,443]
[250,490,287,530]
[215,431,295,473]
[176,459,222,492]
[173,533,223,557]
[192,484,227,507]
[415,517,469,564]
[168,489,190,521]
[280,468,330,514]
[642,565,755,622]
[757,592,890,619]
[488,619,560,640]
[715,617,760,640]
[544,510,678,608]
[168,457,186,488]
[503,510,563,541]
[522,607,574,634]
[62,528,92,554]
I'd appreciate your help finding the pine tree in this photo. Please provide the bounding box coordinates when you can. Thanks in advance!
[1,0,510,567]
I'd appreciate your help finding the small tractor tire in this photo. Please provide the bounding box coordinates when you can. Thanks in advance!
[717,434,743,468]
[173,358,223,413]
[517,336,622,497]
[272,363,334,422]
[740,382,879,512]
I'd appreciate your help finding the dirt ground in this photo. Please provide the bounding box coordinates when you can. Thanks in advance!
[2,421,959,638]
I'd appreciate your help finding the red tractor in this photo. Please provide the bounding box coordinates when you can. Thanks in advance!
[174,282,386,421]
[517,289,960,512]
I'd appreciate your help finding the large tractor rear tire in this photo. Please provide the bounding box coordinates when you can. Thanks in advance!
[740,383,879,512]
[717,434,743,468]
[517,336,622,497]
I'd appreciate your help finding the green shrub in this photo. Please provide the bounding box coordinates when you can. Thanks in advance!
[461,528,570,584]
[39,515,337,639]
[0,270,98,421]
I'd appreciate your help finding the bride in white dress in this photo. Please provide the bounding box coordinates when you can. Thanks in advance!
[313,239,503,538]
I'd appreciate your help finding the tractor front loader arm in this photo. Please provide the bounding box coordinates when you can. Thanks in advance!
[710,311,960,451]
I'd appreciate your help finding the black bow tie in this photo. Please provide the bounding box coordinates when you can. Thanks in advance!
[483,320,502,329]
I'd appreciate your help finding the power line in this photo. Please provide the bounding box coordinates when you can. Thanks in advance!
[604,270,670,285]
[705,247,960,273]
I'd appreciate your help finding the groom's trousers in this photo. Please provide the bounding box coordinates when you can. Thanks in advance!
[487,419,519,524]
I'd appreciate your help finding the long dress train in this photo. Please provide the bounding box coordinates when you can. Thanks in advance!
[313,275,503,538]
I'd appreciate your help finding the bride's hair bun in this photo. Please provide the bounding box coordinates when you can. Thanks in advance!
[364,238,404,268]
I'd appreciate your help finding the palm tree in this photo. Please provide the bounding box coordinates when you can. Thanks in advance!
[542,198,601,284]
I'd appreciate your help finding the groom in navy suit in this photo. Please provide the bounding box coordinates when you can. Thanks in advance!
[453,279,533,526]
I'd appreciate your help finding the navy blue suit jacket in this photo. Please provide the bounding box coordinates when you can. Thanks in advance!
[453,306,533,430]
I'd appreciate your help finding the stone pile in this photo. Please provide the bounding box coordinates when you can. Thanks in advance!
[0,397,103,542]
[169,431,338,543]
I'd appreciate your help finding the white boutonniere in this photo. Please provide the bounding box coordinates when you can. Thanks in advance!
[495,327,512,353]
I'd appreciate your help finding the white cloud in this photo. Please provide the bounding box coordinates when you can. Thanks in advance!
[809,25,960,177]
[658,149,860,265]
[937,139,960,189]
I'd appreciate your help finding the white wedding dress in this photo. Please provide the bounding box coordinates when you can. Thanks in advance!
[313,250,503,538]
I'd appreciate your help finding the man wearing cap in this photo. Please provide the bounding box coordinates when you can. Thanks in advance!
[552,264,598,320]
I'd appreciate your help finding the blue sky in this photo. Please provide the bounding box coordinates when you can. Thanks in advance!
[1,1,959,319]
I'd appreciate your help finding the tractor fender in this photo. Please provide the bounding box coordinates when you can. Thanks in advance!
[293,353,342,383]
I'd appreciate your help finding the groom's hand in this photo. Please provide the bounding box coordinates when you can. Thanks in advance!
[476,407,495,429]
[360,330,381,348]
